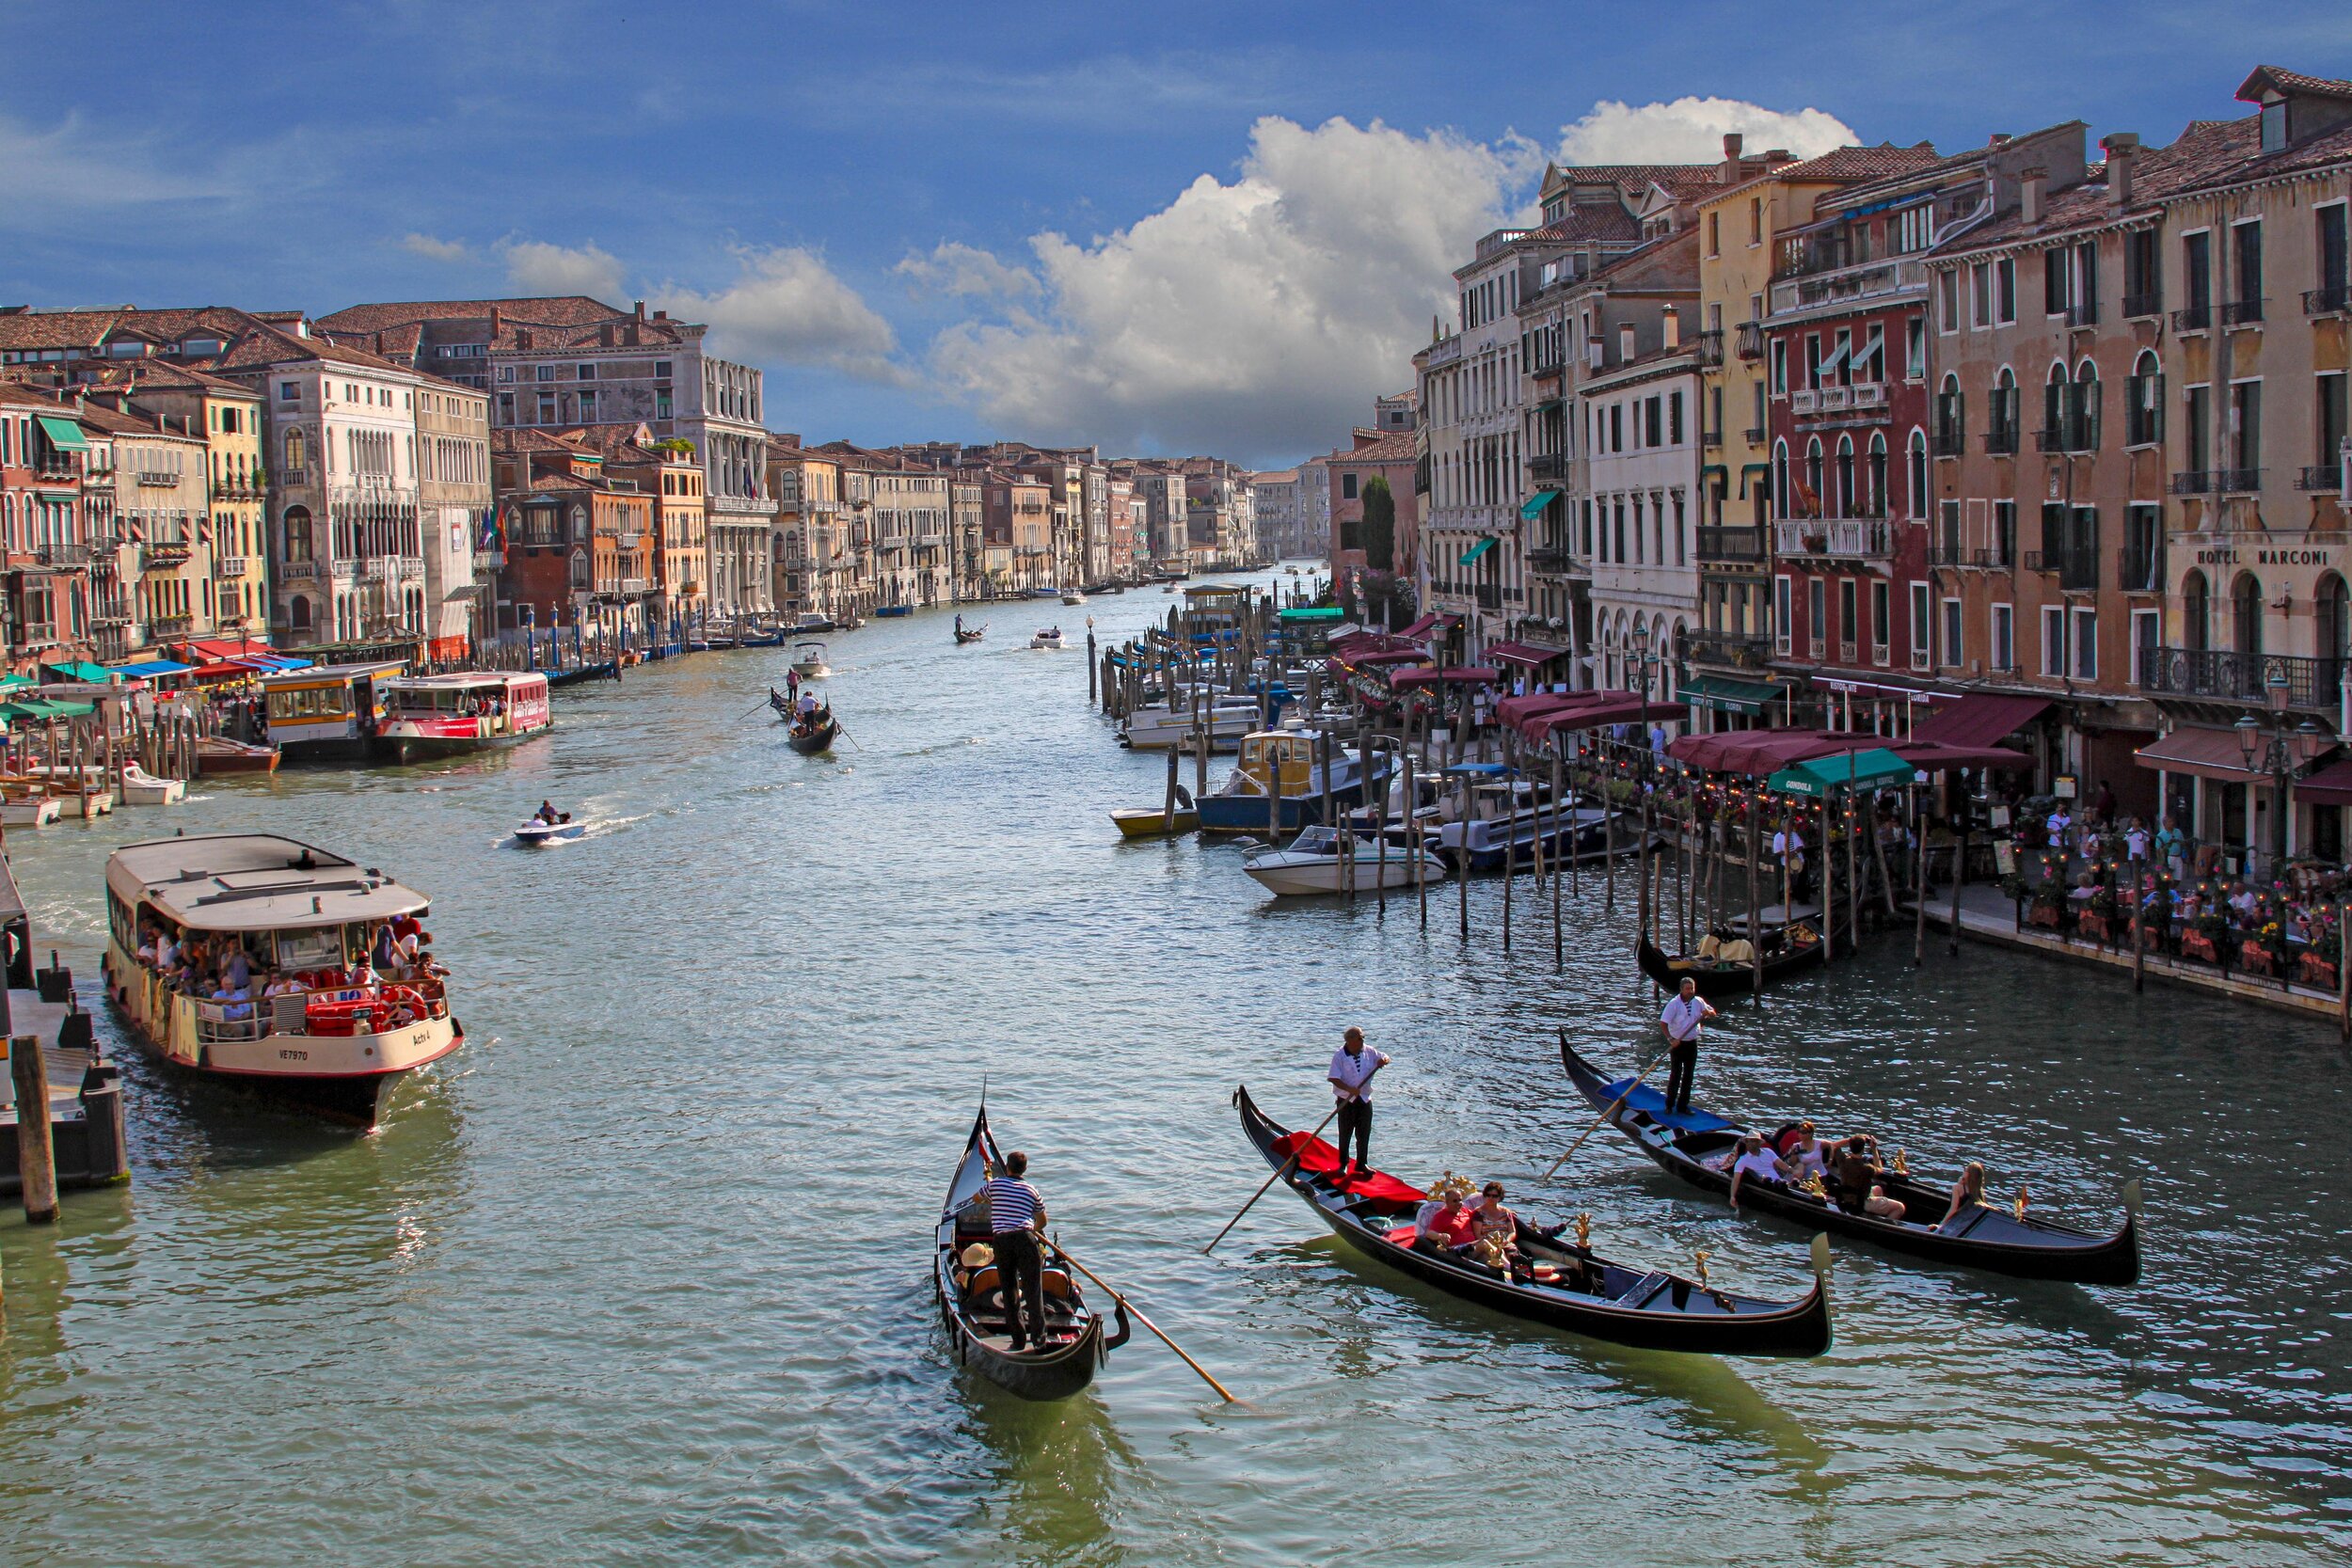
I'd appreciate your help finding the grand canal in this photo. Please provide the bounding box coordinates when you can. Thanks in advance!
[0,574,2343,1565]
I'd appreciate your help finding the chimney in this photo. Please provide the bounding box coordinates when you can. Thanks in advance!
[1581,241,1599,277]
[2102,133,2140,209]
[634,300,646,322]
[2020,167,2047,225]
[1721,132,1744,185]
[1617,322,1637,362]
[489,305,501,337]
[599,323,615,347]
[1662,306,1680,349]
[516,328,532,349]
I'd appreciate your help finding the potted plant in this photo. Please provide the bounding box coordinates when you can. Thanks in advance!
[2300,920,2343,990]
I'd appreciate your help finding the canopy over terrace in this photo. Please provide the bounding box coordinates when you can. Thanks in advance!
[1395,612,1460,641]
[1768,748,1915,798]
[1502,690,1690,743]
[1389,666,1502,692]
[1483,640,1574,673]
[1911,692,2051,750]
[1672,726,2029,778]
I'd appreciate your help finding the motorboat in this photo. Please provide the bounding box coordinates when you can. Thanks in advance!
[374,671,554,763]
[195,736,279,774]
[1244,827,1446,896]
[99,832,463,1127]
[1196,728,1391,834]
[788,612,835,636]
[1030,627,1064,650]
[0,791,62,827]
[119,764,186,806]
[1120,693,1263,752]
[875,604,913,618]
[1061,590,1086,606]
[1027,587,1061,599]
[1421,768,1623,872]
[516,815,585,846]
[791,641,833,678]
[1111,801,1198,837]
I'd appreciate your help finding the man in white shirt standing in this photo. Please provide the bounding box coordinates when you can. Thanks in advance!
[1659,977,1716,1115]
[1327,1026,1391,1180]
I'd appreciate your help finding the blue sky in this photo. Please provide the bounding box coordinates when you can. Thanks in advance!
[3,1,2345,466]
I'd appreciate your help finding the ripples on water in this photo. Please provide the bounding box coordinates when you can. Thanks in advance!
[0,576,2343,1566]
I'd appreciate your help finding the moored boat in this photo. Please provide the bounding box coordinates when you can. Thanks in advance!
[875,604,913,618]
[1636,903,1833,998]
[99,833,463,1126]
[1196,728,1390,834]
[936,1106,1127,1400]
[195,736,280,774]
[258,659,410,761]
[1111,802,1198,837]
[791,641,833,678]
[1234,1085,1832,1357]
[1,792,62,828]
[1557,1039,2141,1284]
[119,764,186,805]
[1120,693,1262,752]
[373,671,553,763]
[1243,826,1446,896]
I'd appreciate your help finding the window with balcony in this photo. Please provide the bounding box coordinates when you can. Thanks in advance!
[2131,608,2161,686]
[1908,430,1929,514]
[1993,602,2015,670]
[2231,379,2263,482]
[1988,372,2020,454]
[2179,230,2213,330]
[2123,504,2164,593]
[2315,204,2350,316]
[1838,578,1858,661]
[2123,230,2161,317]
[2316,372,2349,493]
[2126,354,2164,447]
[2230,220,2264,324]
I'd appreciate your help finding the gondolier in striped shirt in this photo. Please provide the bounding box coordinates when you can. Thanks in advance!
[1660,978,1715,1115]
[981,1151,1051,1352]
[1327,1026,1391,1181]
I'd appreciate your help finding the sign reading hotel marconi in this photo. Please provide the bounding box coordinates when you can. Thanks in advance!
[2194,546,2336,566]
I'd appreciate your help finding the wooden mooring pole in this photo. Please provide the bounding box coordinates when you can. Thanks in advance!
[10,1034,58,1224]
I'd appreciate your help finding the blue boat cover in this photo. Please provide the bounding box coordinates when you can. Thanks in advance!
[1604,1077,1740,1133]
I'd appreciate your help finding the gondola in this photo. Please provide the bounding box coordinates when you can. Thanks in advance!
[936,1106,1128,1400]
[954,615,987,645]
[1635,901,1836,998]
[787,714,839,754]
[1558,1039,2142,1285]
[1233,1085,1832,1357]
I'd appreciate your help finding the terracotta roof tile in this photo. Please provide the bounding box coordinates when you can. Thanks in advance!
[1777,143,1944,182]
[2239,66,2352,104]
[314,296,631,334]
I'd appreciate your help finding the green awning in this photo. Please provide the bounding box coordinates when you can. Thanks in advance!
[1278,605,1344,622]
[0,675,31,695]
[35,416,87,452]
[1460,536,1497,566]
[1739,461,1772,499]
[41,659,111,684]
[1518,489,1562,522]
[0,698,95,721]
[1768,747,1915,797]
[1681,673,1779,715]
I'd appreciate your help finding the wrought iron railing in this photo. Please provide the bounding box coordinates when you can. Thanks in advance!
[2140,646,2344,708]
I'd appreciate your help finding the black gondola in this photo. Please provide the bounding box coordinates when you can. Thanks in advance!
[935,1107,1127,1401]
[768,687,794,716]
[1635,901,1840,998]
[1558,1039,2142,1285]
[1233,1085,1832,1358]
[954,615,987,644]
[787,715,839,754]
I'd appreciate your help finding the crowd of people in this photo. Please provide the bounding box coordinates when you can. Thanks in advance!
[131,911,445,1036]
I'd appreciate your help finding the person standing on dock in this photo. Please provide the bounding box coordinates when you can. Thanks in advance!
[1659,978,1715,1115]
[1327,1026,1390,1180]
[981,1151,1051,1353]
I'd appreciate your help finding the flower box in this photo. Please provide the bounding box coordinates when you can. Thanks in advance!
[2297,953,2339,990]
[2238,941,2276,975]
[2076,911,2112,942]
[2179,930,2219,963]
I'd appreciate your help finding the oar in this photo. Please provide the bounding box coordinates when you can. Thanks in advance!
[1544,1037,1670,1180]
[1043,1239,1237,1403]
[833,721,864,752]
[741,695,780,721]
[1204,1103,1340,1254]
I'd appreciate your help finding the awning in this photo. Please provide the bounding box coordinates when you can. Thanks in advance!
[105,659,196,679]
[0,674,32,696]
[1670,728,1871,778]
[1912,693,2051,751]
[1391,665,1502,691]
[1896,741,2035,772]
[1817,341,1850,376]
[1484,641,1572,671]
[2296,756,2352,805]
[0,697,94,721]
[1525,696,1690,736]
[40,659,112,684]
[1277,606,1344,622]
[183,637,277,661]
[1498,692,1593,734]
[1396,613,1459,640]
[35,415,87,452]
[2134,726,2267,784]
[1519,489,1561,522]
[1769,748,1915,797]
[1819,675,1934,700]
[1680,673,1779,715]
[1350,648,1433,667]
[1459,537,1497,566]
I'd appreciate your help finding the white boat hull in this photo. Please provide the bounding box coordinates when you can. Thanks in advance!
[3,797,62,827]
[515,820,586,846]
[1244,849,1447,896]
[119,765,186,805]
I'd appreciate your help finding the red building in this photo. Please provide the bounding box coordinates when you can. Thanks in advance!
[0,387,90,672]
[1766,127,2079,722]
[491,430,656,633]
[1325,428,1420,606]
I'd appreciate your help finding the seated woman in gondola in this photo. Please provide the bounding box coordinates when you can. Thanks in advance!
[1936,1161,1989,1231]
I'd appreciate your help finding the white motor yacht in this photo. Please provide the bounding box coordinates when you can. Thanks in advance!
[1120,693,1262,751]
[1245,826,1447,897]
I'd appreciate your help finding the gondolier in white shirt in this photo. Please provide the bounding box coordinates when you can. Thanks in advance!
[1659,977,1716,1116]
[1327,1026,1391,1181]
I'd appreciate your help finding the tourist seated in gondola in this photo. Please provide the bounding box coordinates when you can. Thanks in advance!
[1772,1120,1832,1186]
[1833,1135,1907,1221]
[1726,1134,1795,1211]
[1936,1161,1989,1231]
[1412,1177,1481,1254]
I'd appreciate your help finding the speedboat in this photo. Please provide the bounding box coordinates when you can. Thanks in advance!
[1030,627,1064,650]
[1120,693,1263,752]
[1244,826,1447,896]
[119,764,186,805]
[516,815,585,846]
[792,641,833,678]
[1061,589,1086,606]
[1423,770,1623,872]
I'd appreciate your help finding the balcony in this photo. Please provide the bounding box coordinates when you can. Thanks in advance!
[1701,427,1723,450]
[621,578,652,595]
[2122,291,2163,321]
[1772,518,1892,559]
[1530,351,1565,378]
[142,544,192,570]
[364,556,424,582]
[1689,329,1724,368]
[1695,526,1766,562]
[2172,304,2212,334]
[1983,426,2022,457]
[1736,322,1766,360]
[2062,302,2099,329]
[1790,389,1818,414]
[2118,545,2166,594]
[278,467,311,487]
[216,555,250,578]
[2304,285,2350,318]
[2023,549,2100,593]
[37,542,89,568]
[616,531,644,550]
[135,468,182,487]
[2140,646,2343,710]
[1769,257,1929,314]
[278,559,323,582]
[1929,541,2011,569]
[2220,297,2265,328]
[1528,452,1571,483]
[1685,628,1774,671]
[1850,381,1887,410]
[1526,548,1577,575]
[1929,427,1967,458]
[2172,469,2262,496]
[1743,425,1767,445]
[150,614,195,637]
[2035,420,2092,453]
[2297,464,2344,492]
[1474,584,1502,610]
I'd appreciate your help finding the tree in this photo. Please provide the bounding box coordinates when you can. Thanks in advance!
[1360,477,1396,573]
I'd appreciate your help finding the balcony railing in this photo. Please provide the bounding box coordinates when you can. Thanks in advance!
[2140,646,2344,709]
[2220,297,2265,327]
[1474,584,1502,610]
[142,545,192,569]
[2122,290,2163,321]
[37,542,89,568]
[278,467,310,487]
[1930,427,1967,457]
[2060,302,2099,329]
[1695,526,1766,562]
[2297,464,2344,493]
[1983,426,2021,456]
[2118,545,2166,593]
[135,468,183,488]
[1743,425,1767,445]
[1735,322,1766,360]
[216,555,250,577]
[1528,452,1570,483]
[2172,304,2213,333]
[1685,628,1774,670]
[1929,541,2011,569]
[1526,548,1576,575]
[1772,518,1892,559]
[2035,420,2092,453]
[2304,285,2350,318]
[1689,329,1724,368]
[1701,427,1723,449]
[2022,549,2100,593]
[150,614,195,636]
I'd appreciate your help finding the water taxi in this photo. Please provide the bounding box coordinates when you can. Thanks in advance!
[258,660,408,761]
[99,833,462,1126]
[375,672,552,762]
[1196,728,1390,834]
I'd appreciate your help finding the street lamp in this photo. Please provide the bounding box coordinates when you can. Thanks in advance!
[2234,669,2326,875]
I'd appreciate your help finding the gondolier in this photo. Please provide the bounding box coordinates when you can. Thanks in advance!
[1659,977,1715,1115]
[1327,1026,1390,1180]
[982,1151,1051,1353]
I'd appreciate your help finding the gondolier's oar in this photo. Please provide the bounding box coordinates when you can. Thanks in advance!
[833,721,863,752]
[742,695,780,721]
[1204,1102,1341,1254]
[1544,1034,1670,1180]
[1042,1239,1236,1403]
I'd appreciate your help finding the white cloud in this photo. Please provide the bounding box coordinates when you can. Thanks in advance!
[896,241,1040,301]
[0,110,241,214]
[655,247,904,383]
[927,115,1517,462]
[501,240,627,302]
[1556,96,1856,166]
[403,232,471,262]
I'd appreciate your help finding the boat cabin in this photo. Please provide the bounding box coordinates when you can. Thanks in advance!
[259,660,408,757]
[375,671,552,755]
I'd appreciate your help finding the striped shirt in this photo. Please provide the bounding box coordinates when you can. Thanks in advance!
[982,1177,1042,1235]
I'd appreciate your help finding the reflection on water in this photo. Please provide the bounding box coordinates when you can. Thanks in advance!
[0,574,2339,1564]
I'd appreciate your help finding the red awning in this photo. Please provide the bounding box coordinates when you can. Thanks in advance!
[1496,692,1586,728]
[182,637,276,661]
[1527,697,1690,736]
[1329,631,1416,657]
[1668,728,1870,777]
[1912,693,2051,751]
[1349,648,1432,667]
[1395,613,1460,640]
[1896,741,2035,772]
[2296,756,2352,804]
[1484,640,1572,671]
[1389,665,1501,691]
[2134,726,2266,784]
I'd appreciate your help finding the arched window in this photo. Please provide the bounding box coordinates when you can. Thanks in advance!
[2043,363,2069,449]
[1906,428,1929,518]
[568,505,587,543]
[284,427,305,470]
[2183,569,2209,651]
[1868,432,1889,515]
[2075,357,2102,451]
[2320,574,2351,679]
[1935,372,1963,449]
[282,505,312,562]
[1835,435,1856,516]
[1993,367,2018,451]
[290,595,310,631]
[2128,349,2163,446]
[1804,438,1824,515]
[2233,571,2264,658]
[1772,438,1791,518]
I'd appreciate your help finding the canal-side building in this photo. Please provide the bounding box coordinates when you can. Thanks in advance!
[413,380,493,661]
[573,422,703,638]
[490,429,656,639]
[981,469,1055,594]
[0,385,92,671]
[1581,310,1704,700]
[71,399,215,654]
[1323,427,1420,614]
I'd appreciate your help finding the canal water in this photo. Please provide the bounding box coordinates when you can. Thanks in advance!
[0,576,2343,1566]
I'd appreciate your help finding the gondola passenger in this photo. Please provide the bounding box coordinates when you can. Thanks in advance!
[1936,1161,1989,1231]
[1834,1137,1907,1221]
[1415,1188,1480,1254]
[1726,1134,1793,1211]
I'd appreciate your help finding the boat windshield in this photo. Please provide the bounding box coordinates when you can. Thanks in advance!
[1287,828,1339,854]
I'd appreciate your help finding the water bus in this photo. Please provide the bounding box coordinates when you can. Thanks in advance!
[99,832,462,1125]
[257,660,407,762]
[374,672,553,762]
